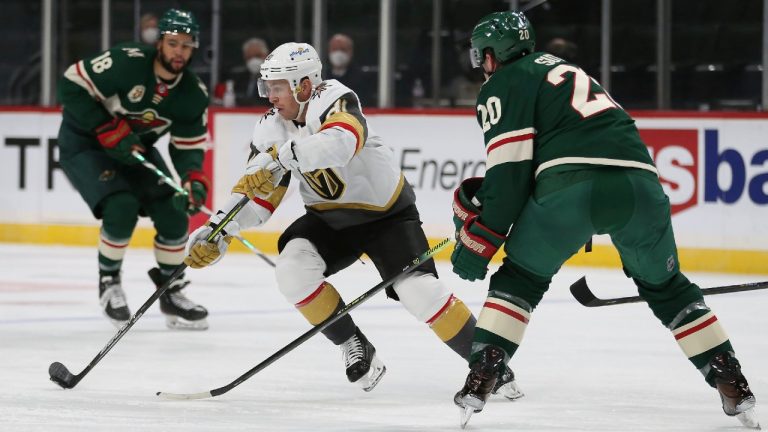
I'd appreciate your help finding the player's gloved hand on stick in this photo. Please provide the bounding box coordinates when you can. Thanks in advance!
[232,152,283,199]
[451,216,505,282]
[173,170,210,215]
[452,177,483,233]
[94,117,145,165]
[184,213,240,269]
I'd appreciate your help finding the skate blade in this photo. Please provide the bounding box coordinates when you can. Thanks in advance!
[459,405,474,429]
[359,356,386,392]
[165,315,209,331]
[736,408,761,429]
[493,380,524,401]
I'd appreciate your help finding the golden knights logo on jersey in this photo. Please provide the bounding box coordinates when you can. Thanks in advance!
[302,168,346,200]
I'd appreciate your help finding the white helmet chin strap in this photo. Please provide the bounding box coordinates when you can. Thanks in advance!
[291,82,312,121]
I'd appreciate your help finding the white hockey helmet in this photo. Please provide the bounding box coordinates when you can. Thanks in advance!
[258,42,323,95]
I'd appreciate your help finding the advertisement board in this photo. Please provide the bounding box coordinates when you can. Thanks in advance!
[1,108,766,272]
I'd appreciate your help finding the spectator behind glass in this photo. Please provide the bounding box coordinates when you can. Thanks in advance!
[545,37,578,63]
[140,13,159,45]
[326,33,375,107]
[225,38,271,106]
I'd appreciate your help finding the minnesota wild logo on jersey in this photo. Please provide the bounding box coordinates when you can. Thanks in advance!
[125,109,172,136]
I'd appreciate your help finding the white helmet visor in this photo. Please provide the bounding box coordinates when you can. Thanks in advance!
[257,79,294,99]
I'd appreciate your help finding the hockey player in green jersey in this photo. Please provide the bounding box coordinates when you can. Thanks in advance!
[452,11,759,429]
[57,8,210,330]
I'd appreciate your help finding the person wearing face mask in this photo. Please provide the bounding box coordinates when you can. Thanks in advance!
[224,37,270,106]
[325,33,375,107]
[139,13,159,45]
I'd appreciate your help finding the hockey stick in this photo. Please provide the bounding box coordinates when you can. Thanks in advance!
[131,151,275,267]
[570,276,768,307]
[157,237,453,400]
[48,195,252,389]
[521,0,549,12]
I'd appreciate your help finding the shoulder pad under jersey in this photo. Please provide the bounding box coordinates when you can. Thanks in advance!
[304,80,356,126]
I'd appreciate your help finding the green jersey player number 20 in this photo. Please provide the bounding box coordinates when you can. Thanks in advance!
[452,10,759,430]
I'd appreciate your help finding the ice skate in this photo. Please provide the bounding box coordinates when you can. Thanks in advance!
[148,268,209,330]
[493,365,524,401]
[709,352,760,429]
[98,274,130,328]
[340,328,386,392]
[454,345,506,428]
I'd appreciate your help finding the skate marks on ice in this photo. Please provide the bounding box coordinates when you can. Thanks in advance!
[0,244,766,431]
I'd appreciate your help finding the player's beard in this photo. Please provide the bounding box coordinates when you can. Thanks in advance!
[157,51,187,76]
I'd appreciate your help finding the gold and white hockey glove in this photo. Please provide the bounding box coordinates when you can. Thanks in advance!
[232,152,284,199]
[184,213,241,269]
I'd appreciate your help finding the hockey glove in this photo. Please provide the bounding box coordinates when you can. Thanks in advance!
[277,139,301,171]
[95,117,145,165]
[184,212,241,269]
[173,170,210,215]
[453,177,484,233]
[232,152,284,199]
[451,216,506,282]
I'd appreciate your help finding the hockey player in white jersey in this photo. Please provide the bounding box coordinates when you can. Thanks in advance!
[184,42,522,397]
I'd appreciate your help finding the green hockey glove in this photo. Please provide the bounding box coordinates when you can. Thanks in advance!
[452,177,483,233]
[173,170,210,215]
[94,117,145,165]
[451,216,506,282]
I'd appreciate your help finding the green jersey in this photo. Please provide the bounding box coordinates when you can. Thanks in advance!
[58,42,209,178]
[475,52,656,235]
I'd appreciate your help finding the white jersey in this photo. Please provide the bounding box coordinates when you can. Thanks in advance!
[250,79,415,228]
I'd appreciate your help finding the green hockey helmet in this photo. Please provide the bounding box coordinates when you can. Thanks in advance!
[470,11,535,68]
[158,8,200,47]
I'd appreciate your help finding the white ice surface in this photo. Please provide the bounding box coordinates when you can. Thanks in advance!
[0,243,766,431]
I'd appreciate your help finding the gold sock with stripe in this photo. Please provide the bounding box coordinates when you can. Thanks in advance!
[295,282,356,345]
[427,295,475,359]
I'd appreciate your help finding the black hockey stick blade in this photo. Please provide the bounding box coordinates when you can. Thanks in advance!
[48,196,251,389]
[570,276,768,307]
[48,265,188,389]
[156,237,453,400]
[49,361,78,389]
